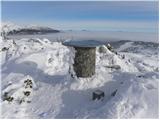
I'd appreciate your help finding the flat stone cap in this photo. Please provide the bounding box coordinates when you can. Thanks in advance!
[62,40,104,48]
[94,90,104,95]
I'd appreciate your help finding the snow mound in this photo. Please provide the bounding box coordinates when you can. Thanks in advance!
[85,72,158,118]
[1,38,159,118]
[96,45,138,72]
[1,22,21,33]
[1,74,37,118]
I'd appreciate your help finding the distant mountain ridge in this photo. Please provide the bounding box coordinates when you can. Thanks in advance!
[1,22,60,36]
[8,27,60,35]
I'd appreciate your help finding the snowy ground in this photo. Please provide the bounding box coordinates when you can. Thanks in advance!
[0,36,159,118]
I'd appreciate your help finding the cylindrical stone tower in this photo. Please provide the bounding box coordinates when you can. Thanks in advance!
[63,40,104,78]
[73,47,96,77]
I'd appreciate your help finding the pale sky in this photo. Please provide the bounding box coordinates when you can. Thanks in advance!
[1,1,159,32]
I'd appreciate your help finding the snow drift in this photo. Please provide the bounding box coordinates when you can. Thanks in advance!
[0,37,159,118]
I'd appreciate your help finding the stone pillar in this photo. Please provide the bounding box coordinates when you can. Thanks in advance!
[73,47,96,77]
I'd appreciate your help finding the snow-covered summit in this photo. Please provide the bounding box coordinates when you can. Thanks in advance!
[1,37,158,118]
[1,22,21,34]
[1,22,60,36]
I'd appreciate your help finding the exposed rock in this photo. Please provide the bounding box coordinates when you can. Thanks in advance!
[104,65,121,70]
[92,90,105,101]
[106,43,113,51]
[2,92,14,103]
[7,27,60,35]
[111,89,118,97]
[98,45,108,53]
[1,47,9,51]
[23,91,31,96]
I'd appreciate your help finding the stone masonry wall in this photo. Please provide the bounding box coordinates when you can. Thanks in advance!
[73,47,96,77]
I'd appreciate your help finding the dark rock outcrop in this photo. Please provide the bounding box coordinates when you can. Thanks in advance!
[8,27,60,35]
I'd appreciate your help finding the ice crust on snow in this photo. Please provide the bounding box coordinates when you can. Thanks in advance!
[1,36,159,118]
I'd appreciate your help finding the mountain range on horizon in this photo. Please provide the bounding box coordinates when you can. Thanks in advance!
[1,22,60,35]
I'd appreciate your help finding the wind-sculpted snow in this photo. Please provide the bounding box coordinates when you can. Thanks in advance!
[1,38,159,118]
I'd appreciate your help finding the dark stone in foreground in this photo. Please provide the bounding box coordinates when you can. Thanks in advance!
[73,47,96,77]
[92,90,105,101]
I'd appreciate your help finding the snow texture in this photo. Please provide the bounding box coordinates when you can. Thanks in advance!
[0,32,159,118]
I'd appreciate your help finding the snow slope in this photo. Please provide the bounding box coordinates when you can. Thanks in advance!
[0,37,159,118]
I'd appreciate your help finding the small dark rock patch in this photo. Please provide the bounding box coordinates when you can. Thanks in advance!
[111,89,118,97]
[2,92,14,103]
[92,90,105,101]
[23,91,31,96]
[1,47,9,51]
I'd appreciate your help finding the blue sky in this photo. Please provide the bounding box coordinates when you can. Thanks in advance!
[1,1,159,32]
